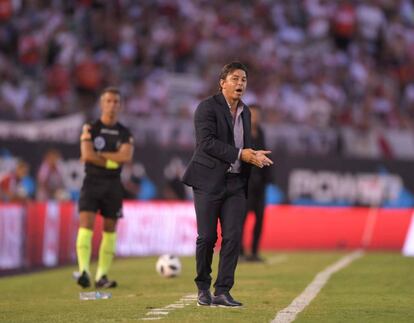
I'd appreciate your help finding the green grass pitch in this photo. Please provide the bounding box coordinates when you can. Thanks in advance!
[1,251,413,322]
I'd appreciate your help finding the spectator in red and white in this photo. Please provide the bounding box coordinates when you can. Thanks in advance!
[331,0,357,51]
[0,159,35,202]
[36,149,69,201]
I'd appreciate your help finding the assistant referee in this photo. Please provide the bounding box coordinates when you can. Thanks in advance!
[76,87,134,289]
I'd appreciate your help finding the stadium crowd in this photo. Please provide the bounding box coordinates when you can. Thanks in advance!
[1,0,414,130]
[2,0,414,201]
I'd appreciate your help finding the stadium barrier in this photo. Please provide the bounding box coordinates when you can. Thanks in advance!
[3,140,414,208]
[1,202,413,270]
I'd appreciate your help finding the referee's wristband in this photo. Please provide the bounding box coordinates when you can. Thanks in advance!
[105,159,119,170]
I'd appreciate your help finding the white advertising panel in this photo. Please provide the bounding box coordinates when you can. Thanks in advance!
[42,202,60,267]
[0,205,25,269]
[117,202,197,256]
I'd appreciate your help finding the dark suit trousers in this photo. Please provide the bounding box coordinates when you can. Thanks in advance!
[193,174,246,295]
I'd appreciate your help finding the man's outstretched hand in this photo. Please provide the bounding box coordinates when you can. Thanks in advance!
[255,150,273,167]
[241,149,274,168]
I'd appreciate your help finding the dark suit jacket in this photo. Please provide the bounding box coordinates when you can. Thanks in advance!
[182,92,252,195]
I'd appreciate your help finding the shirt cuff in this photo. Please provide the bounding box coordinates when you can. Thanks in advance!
[237,149,242,160]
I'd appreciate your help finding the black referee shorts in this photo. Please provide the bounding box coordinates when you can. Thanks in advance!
[79,176,124,218]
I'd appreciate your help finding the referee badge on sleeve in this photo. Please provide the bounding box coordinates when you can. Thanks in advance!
[94,136,106,150]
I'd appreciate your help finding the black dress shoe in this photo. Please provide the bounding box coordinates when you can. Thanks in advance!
[197,290,212,306]
[212,292,243,307]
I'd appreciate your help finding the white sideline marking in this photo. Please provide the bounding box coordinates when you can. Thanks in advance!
[271,250,364,323]
[140,293,197,321]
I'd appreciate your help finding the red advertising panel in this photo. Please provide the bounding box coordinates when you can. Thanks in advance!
[243,206,413,250]
[26,202,47,267]
[2,201,413,273]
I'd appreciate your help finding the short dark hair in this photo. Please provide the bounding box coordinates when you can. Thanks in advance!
[100,86,121,98]
[219,62,248,91]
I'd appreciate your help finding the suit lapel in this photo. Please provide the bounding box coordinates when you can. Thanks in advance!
[224,106,234,131]
[215,93,234,131]
[214,93,251,147]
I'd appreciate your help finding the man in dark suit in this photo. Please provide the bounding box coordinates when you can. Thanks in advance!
[240,104,271,262]
[182,62,273,307]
